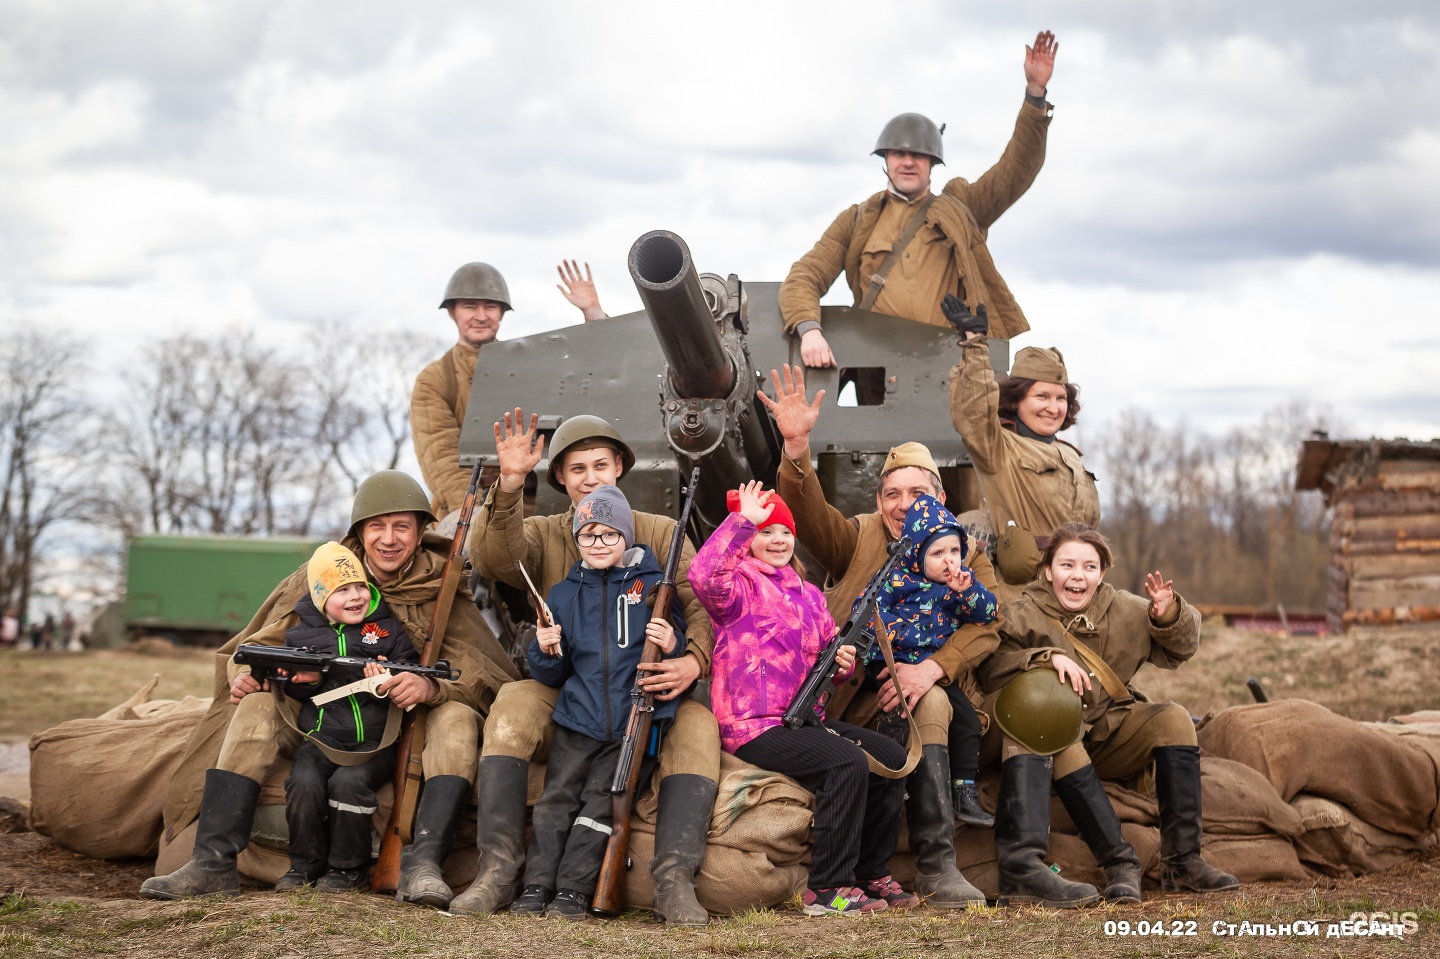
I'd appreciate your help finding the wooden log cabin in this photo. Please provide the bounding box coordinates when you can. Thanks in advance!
[1296,436,1440,633]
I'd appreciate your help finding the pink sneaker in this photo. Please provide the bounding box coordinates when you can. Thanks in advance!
[803,886,889,916]
[863,875,920,908]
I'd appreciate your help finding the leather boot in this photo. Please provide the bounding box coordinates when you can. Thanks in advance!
[648,774,715,926]
[907,745,985,908]
[396,774,470,908]
[448,757,529,914]
[995,756,1100,908]
[1054,765,1142,903]
[1154,746,1239,893]
[141,769,259,900]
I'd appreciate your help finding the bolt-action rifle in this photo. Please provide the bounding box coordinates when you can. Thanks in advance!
[370,459,485,896]
[591,466,701,917]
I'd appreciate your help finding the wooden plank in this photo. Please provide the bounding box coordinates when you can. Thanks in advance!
[1336,490,1440,518]
[1349,575,1440,610]
[1343,605,1440,626]
[1349,553,1440,581]
[1375,463,1440,492]
[1335,514,1440,538]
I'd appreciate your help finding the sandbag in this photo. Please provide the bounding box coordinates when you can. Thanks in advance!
[1291,794,1440,878]
[1198,701,1440,838]
[30,696,211,859]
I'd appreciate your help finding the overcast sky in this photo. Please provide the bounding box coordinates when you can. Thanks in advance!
[3,0,1438,442]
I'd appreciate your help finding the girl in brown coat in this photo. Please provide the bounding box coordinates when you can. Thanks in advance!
[980,524,1238,902]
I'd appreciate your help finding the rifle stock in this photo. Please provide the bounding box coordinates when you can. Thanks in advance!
[591,467,699,916]
[371,460,484,896]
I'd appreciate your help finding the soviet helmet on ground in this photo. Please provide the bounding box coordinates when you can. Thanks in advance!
[350,470,437,532]
[440,262,512,312]
[546,415,637,493]
[872,112,945,165]
[994,667,1085,756]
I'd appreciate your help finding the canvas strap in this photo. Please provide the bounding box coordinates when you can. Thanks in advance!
[854,609,923,780]
[857,195,935,311]
[1046,615,1135,708]
[271,684,403,766]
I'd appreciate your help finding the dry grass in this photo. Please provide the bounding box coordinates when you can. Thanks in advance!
[0,647,216,742]
[1136,622,1440,722]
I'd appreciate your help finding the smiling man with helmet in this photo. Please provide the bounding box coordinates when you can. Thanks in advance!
[778,31,1058,369]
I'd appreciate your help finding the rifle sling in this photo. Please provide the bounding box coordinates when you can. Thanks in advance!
[855,626,923,780]
[1045,615,1135,708]
[857,195,935,312]
[271,685,404,766]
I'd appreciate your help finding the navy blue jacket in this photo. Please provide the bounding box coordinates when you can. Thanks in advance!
[528,545,687,741]
[284,585,416,751]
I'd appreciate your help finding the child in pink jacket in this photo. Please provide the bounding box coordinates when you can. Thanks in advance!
[689,481,915,916]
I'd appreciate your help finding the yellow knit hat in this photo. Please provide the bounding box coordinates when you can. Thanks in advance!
[307,541,367,613]
[882,442,941,482]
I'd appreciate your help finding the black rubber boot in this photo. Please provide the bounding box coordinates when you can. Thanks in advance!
[140,769,260,900]
[316,865,369,893]
[396,774,470,908]
[1054,765,1143,903]
[908,745,985,908]
[509,884,552,915]
[448,757,529,914]
[995,755,1100,908]
[275,864,324,892]
[952,779,995,828]
[1154,746,1239,893]
[648,774,716,926]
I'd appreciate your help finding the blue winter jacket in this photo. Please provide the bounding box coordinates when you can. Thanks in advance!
[528,545,687,741]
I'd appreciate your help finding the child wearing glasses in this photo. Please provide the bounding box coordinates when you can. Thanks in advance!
[512,484,689,919]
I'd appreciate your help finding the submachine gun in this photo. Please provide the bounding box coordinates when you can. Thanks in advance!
[782,535,912,729]
[591,466,701,917]
[231,646,459,687]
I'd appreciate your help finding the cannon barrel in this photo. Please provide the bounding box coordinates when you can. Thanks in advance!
[629,231,736,399]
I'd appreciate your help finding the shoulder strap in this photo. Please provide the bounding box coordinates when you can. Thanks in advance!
[1045,614,1135,707]
[857,195,936,311]
[271,686,404,766]
[858,610,923,779]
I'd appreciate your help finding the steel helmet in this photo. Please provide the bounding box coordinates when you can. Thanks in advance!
[993,667,1085,756]
[349,470,437,532]
[439,262,512,312]
[546,415,636,493]
[872,112,945,165]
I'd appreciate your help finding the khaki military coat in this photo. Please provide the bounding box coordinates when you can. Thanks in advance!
[161,531,520,838]
[948,336,1099,542]
[411,343,479,516]
[468,484,715,674]
[978,580,1198,742]
[778,100,1050,340]
[775,446,1001,719]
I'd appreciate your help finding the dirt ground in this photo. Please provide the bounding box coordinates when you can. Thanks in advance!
[2,629,1438,957]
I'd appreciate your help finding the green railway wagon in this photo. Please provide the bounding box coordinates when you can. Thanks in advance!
[124,535,326,643]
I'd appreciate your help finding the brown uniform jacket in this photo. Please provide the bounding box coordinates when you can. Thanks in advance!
[775,445,1001,717]
[162,532,521,837]
[978,580,1198,742]
[778,100,1050,341]
[949,336,1099,539]
[468,484,716,674]
[411,343,479,516]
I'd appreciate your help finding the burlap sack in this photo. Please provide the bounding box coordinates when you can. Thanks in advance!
[1198,701,1440,838]
[1291,794,1440,878]
[30,695,211,860]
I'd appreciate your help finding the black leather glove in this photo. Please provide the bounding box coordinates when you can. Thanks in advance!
[941,294,988,338]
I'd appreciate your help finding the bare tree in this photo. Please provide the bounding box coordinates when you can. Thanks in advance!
[0,329,90,619]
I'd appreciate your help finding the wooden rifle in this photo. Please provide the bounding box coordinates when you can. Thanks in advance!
[371,459,484,896]
[590,466,700,916]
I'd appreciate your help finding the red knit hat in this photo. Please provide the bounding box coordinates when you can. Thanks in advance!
[726,489,796,536]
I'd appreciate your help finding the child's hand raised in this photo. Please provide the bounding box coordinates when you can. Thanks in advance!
[537,623,563,657]
[1144,572,1175,621]
[734,480,775,528]
[645,618,676,654]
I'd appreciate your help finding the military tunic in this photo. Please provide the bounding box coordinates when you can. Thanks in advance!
[410,343,479,516]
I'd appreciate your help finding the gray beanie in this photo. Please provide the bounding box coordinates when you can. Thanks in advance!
[572,485,635,548]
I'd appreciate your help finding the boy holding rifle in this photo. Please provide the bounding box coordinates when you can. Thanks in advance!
[512,486,688,919]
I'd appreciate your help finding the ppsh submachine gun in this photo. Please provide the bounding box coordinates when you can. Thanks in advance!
[232,644,460,686]
[458,230,1010,543]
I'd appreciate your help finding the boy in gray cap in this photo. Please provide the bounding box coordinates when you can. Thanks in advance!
[511,486,689,919]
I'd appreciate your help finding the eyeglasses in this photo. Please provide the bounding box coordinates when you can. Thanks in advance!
[576,530,622,547]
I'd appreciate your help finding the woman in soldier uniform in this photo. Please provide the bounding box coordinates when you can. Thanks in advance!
[980,523,1238,904]
[947,319,1097,596]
